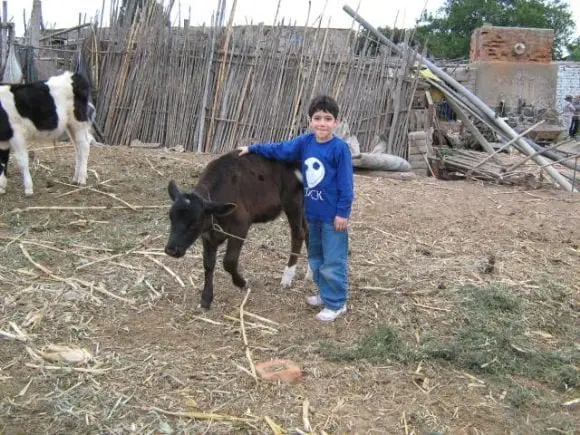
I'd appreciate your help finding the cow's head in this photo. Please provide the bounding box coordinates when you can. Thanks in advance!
[165,180,236,258]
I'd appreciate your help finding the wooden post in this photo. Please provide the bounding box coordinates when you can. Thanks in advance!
[29,0,42,47]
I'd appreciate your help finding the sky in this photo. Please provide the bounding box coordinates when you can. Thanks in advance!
[9,0,580,38]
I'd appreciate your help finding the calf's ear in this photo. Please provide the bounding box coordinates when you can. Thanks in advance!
[205,201,237,217]
[168,180,181,201]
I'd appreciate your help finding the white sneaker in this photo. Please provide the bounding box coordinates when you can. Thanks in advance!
[306,294,323,307]
[316,305,347,322]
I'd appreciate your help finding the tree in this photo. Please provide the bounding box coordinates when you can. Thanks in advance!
[415,0,575,59]
[567,37,580,61]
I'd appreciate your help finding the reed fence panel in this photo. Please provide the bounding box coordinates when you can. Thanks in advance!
[82,3,422,156]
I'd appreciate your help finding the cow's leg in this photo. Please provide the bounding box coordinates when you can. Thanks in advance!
[0,147,9,194]
[281,202,307,287]
[223,236,247,289]
[201,237,218,309]
[69,128,81,183]
[10,135,33,196]
[68,124,90,185]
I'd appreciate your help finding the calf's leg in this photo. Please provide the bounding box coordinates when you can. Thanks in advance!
[68,124,91,185]
[0,148,9,194]
[223,237,247,289]
[10,135,33,196]
[281,202,307,287]
[201,237,218,309]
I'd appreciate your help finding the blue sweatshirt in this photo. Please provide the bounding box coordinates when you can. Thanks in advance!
[249,133,354,223]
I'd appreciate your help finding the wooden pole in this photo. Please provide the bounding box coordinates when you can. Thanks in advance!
[466,120,545,176]
[505,138,574,173]
[539,151,580,169]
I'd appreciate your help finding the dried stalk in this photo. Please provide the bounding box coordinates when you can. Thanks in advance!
[239,287,257,381]
[141,406,260,423]
[144,254,185,287]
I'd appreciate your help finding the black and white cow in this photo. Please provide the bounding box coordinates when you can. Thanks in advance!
[0,71,95,196]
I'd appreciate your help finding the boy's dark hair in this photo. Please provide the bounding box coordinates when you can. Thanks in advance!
[308,95,340,119]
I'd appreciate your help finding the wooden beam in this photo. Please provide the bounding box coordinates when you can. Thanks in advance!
[39,23,92,42]
[467,120,545,177]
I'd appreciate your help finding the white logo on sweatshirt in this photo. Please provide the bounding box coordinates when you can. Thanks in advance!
[304,157,325,188]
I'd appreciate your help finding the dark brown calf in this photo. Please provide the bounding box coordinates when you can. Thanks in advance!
[165,151,308,309]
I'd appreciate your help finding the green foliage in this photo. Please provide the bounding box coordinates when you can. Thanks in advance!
[319,283,579,391]
[426,284,578,390]
[319,325,418,364]
[504,380,545,408]
[415,0,575,59]
[566,37,580,61]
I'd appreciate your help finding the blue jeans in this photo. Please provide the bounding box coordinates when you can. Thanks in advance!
[307,220,349,310]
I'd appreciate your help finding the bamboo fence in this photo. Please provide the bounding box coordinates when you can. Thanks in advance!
[81,0,422,156]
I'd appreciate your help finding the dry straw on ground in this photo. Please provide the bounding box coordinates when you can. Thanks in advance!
[0,142,578,433]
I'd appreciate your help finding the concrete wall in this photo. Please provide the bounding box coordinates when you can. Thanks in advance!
[474,62,558,110]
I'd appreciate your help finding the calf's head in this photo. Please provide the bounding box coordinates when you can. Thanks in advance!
[165,180,236,258]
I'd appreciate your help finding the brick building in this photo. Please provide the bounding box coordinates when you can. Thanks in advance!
[468,24,558,113]
[470,26,554,63]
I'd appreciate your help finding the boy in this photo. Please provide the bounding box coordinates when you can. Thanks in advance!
[238,95,354,322]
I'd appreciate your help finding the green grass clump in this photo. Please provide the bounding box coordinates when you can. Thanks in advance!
[320,283,579,391]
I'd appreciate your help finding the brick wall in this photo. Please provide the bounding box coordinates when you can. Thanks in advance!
[555,62,580,115]
[470,26,554,63]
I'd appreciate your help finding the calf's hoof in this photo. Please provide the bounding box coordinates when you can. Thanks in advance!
[233,276,247,289]
[24,189,34,196]
[281,265,297,288]
[72,173,87,185]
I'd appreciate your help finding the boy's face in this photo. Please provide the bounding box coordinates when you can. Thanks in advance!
[309,110,338,142]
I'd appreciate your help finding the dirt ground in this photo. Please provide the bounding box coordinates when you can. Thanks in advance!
[0,142,578,434]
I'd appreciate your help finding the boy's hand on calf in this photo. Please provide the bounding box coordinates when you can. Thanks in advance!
[334,216,348,232]
[238,146,250,156]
